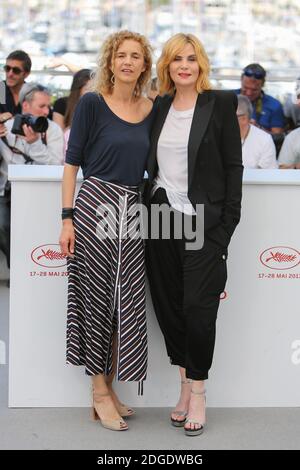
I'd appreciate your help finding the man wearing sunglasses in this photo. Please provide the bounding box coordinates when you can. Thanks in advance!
[234,63,285,135]
[0,50,31,123]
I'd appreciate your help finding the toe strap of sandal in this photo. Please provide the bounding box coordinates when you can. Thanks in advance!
[172,411,188,417]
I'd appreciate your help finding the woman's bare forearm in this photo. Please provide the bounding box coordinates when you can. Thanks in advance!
[62,164,79,225]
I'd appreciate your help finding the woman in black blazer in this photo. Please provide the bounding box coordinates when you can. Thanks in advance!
[146,33,243,436]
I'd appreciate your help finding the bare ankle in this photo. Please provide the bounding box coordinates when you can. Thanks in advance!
[93,390,111,400]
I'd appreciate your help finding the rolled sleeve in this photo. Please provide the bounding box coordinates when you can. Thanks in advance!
[65,92,95,166]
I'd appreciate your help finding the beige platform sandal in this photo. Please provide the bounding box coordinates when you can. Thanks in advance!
[115,402,135,418]
[92,391,129,431]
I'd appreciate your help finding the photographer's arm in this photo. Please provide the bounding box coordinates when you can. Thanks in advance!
[0,112,13,124]
[46,57,81,74]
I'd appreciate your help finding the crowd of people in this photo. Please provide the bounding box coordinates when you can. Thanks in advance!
[0,48,299,271]
[0,51,299,269]
[1,51,300,163]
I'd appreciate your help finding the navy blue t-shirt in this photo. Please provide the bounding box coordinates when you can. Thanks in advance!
[65,92,156,186]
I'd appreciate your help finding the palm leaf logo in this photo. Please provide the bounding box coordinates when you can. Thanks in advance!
[265,251,297,263]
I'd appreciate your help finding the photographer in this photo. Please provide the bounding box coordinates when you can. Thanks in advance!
[0,82,64,268]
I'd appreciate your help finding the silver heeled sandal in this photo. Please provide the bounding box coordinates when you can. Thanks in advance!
[171,379,193,428]
[184,388,206,436]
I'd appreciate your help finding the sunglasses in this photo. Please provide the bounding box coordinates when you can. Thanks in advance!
[243,68,265,80]
[4,65,25,75]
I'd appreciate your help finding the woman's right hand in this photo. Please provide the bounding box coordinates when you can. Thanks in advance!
[59,220,75,258]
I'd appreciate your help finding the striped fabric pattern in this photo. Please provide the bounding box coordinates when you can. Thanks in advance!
[66,176,147,383]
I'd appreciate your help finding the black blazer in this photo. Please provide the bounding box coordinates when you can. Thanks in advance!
[145,90,243,248]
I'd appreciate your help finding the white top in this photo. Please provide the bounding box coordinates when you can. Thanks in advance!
[0,118,64,195]
[278,127,300,166]
[242,124,278,169]
[153,104,196,215]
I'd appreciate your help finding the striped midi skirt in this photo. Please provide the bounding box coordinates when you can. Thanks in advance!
[66,176,147,385]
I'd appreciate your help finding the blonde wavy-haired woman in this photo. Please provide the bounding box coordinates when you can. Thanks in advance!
[145,33,243,436]
[59,30,155,432]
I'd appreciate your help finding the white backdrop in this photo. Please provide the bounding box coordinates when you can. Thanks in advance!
[8,166,300,407]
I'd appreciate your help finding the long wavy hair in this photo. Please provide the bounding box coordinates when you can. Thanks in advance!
[64,68,91,128]
[157,33,212,96]
[90,30,152,99]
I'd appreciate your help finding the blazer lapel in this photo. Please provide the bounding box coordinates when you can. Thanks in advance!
[188,91,215,188]
[147,95,173,182]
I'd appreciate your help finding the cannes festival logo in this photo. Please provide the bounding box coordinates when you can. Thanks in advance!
[260,246,300,270]
[31,244,67,268]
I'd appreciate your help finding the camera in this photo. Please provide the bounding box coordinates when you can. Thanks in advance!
[11,113,48,136]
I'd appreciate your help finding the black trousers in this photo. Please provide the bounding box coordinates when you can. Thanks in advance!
[146,188,228,380]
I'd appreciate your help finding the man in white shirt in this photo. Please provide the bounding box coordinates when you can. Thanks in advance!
[236,94,278,169]
[278,128,300,169]
[283,76,300,130]
[0,82,64,268]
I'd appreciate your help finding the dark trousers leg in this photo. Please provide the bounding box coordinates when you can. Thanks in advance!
[146,233,185,367]
[146,188,228,380]
[183,243,227,380]
[0,195,11,268]
[146,188,185,366]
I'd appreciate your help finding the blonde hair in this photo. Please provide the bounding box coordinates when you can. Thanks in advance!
[90,30,152,98]
[157,33,212,96]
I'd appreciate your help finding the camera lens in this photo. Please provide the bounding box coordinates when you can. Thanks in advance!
[28,115,48,133]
